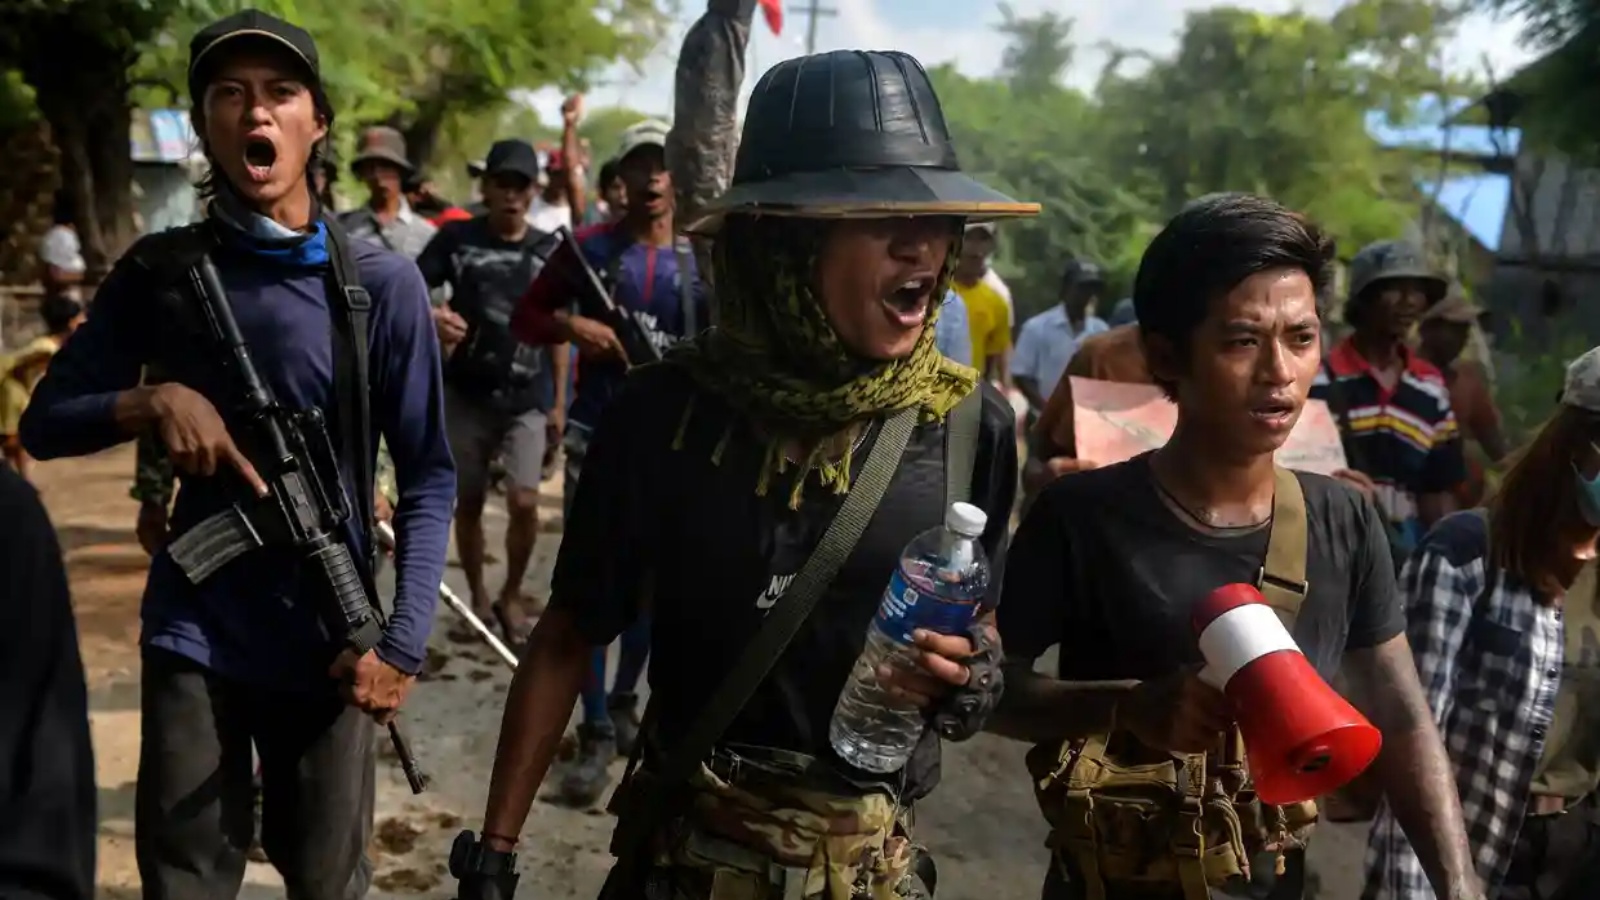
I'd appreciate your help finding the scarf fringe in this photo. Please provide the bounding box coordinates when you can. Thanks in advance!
[673,393,889,511]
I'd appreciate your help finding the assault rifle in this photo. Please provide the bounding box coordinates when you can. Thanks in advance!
[540,225,662,366]
[165,255,428,795]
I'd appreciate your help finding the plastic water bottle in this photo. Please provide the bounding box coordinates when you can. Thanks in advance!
[830,501,991,773]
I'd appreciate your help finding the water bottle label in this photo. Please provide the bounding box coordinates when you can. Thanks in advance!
[873,569,976,645]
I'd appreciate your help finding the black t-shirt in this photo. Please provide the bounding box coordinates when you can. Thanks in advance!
[999,455,1403,900]
[1002,453,1403,681]
[416,216,555,412]
[0,468,95,900]
[549,364,1018,799]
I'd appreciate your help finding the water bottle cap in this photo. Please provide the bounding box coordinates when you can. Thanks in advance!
[946,502,987,537]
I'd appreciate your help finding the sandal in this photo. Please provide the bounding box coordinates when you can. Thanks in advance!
[490,601,533,654]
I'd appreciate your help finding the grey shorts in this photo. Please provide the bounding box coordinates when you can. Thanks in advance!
[445,388,548,501]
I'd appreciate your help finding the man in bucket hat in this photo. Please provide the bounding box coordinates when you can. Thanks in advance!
[339,125,438,260]
[453,2,1033,897]
[1311,239,1465,562]
[20,9,456,899]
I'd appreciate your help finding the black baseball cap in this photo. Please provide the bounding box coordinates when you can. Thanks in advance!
[188,9,320,103]
[1063,259,1107,287]
[482,140,540,182]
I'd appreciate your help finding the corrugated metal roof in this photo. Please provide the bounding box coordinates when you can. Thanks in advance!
[1364,96,1522,158]
[1365,96,1516,252]
[1423,173,1511,252]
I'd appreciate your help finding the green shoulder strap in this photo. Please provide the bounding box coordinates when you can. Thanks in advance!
[1259,466,1311,626]
[605,406,919,891]
[944,387,982,509]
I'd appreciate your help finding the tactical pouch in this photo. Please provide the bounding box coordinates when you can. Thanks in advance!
[1025,466,1321,900]
[601,393,983,900]
[1028,731,1249,900]
[654,751,917,900]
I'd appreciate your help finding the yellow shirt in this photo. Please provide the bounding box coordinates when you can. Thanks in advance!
[955,278,1011,364]
[0,335,60,435]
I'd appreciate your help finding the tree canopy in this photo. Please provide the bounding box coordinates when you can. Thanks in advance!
[1466,0,1600,163]
[135,0,671,166]
[934,0,1474,323]
[0,0,1486,303]
[0,0,671,270]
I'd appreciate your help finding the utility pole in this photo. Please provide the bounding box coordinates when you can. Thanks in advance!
[788,0,837,55]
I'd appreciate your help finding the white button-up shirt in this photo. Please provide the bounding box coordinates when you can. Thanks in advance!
[1011,304,1109,398]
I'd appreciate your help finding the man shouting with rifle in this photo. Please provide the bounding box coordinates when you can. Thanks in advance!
[512,117,711,808]
[19,9,456,900]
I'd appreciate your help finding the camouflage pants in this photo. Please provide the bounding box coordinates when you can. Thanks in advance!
[132,430,177,508]
[634,859,933,900]
[632,752,929,900]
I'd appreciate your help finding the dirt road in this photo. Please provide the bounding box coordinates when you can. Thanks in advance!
[36,445,1366,900]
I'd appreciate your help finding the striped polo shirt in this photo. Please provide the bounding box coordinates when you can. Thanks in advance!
[1311,337,1466,523]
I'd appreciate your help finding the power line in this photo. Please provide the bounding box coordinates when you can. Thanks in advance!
[787,0,837,56]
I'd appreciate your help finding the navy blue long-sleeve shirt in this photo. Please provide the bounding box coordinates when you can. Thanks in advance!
[19,233,455,686]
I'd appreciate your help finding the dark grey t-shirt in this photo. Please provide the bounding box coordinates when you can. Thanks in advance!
[1002,453,1402,681]
[998,453,1404,899]
[549,364,1019,802]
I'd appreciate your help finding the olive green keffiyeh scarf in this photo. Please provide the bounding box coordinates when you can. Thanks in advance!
[667,216,979,508]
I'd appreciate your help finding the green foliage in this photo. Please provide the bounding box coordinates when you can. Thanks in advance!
[934,0,1462,322]
[0,0,189,67]
[0,70,37,130]
[932,64,1156,321]
[134,0,673,159]
[424,99,547,197]
[1094,0,1468,248]
[1493,320,1590,445]
[1478,0,1596,47]
[579,104,660,166]
[995,2,1075,95]
[1466,2,1600,161]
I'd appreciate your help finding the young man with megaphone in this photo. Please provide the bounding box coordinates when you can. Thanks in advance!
[990,194,1482,900]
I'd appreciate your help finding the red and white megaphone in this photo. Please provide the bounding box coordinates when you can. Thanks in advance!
[1191,583,1382,806]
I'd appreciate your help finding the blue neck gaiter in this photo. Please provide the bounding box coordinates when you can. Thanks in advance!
[208,187,330,269]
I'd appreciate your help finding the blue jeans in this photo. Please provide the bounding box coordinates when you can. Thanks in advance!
[566,423,651,729]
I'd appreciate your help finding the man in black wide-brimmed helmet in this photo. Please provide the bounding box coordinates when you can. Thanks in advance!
[448,2,1036,899]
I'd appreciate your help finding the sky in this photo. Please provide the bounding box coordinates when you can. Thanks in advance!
[520,0,1541,128]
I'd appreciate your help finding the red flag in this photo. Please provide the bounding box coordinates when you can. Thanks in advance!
[759,0,783,35]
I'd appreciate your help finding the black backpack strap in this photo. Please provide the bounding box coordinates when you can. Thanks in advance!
[674,238,697,336]
[944,387,982,509]
[322,216,377,566]
[603,408,918,896]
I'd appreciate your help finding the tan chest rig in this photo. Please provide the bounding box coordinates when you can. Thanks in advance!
[1025,468,1321,900]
